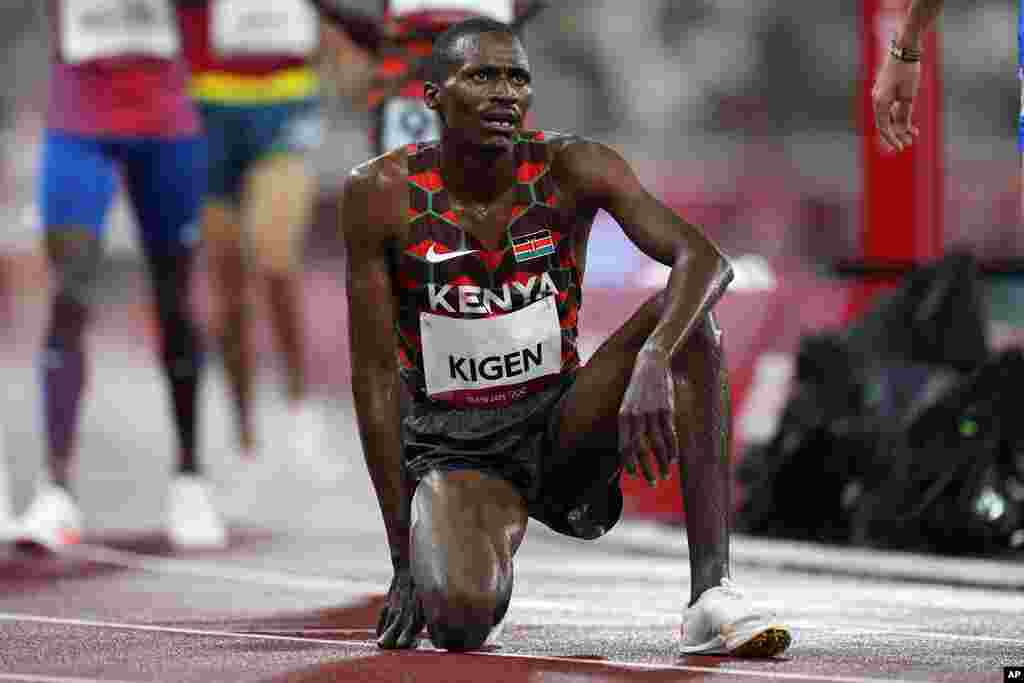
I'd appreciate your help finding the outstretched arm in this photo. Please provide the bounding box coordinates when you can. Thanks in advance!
[342,163,422,649]
[872,0,945,152]
[558,140,733,483]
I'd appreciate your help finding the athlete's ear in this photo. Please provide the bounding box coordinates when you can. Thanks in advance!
[424,81,441,111]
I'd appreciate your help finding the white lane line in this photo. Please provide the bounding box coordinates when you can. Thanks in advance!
[68,544,1024,648]
[792,623,1024,646]
[0,612,367,648]
[0,675,142,683]
[0,612,921,683]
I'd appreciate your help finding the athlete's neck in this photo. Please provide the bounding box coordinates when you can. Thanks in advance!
[438,134,517,206]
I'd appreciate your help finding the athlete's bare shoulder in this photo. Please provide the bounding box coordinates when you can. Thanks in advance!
[542,131,604,157]
[342,147,411,244]
[544,132,636,204]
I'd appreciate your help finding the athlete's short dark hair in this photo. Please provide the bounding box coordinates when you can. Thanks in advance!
[425,17,522,84]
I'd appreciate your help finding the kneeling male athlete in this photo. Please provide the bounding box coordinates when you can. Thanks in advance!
[342,17,793,656]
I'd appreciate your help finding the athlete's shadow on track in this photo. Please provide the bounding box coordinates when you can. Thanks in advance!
[0,525,277,589]
[87,525,276,556]
[0,545,121,588]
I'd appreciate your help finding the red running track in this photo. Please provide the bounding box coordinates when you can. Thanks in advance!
[0,266,1019,682]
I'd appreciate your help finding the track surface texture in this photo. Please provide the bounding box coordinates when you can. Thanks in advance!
[0,273,1021,683]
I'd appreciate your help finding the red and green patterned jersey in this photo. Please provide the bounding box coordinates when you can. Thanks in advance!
[396,131,582,408]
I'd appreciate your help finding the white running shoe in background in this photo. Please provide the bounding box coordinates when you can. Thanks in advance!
[679,578,792,657]
[16,482,83,551]
[289,399,347,486]
[166,474,228,551]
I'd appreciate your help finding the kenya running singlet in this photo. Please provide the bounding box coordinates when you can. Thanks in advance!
[47,0,199,137]
[397,131,582,408]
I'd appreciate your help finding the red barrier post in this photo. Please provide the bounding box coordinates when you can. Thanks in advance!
[851,0,944,318]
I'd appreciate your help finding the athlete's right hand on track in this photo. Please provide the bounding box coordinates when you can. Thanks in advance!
[376,567,425,649]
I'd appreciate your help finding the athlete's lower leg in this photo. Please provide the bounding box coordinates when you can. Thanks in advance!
[41,294,89,489]
[145,247,204,475]
[673,313,731,605]
[551,291,732,603]
[264,272,307,403]
[243,154,314,404]
[40,230,102,490]
[221,298,255,453]
[202,203,255,453]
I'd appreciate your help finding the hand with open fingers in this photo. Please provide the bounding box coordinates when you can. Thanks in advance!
[618,348,679,486]
[376,568,425,649]
[871,57,922,153]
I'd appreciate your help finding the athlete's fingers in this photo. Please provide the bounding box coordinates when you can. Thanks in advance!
[872,88,900,152]
[378,606,412,649]
[635,432,658,486]
[618,412,640,477]
[640,414,668,481]
[395,600,425,649]
[891,100,916,148]
[650,410,677,479]
[376,605,390,638]
[621,445,639,479]
[377,586,402,648]
[376,606,399,648]
[877,109,900,152]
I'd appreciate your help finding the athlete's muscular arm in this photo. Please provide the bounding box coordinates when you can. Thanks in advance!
[555,139,733,482]
[872,0,945,152]
[342,157,423,649]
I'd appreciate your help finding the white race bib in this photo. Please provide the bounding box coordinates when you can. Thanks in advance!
[380,97,441,152]
[389,0,513,23]
[212,0,318,58]
[61,0,180,64]
[420,296,562,405]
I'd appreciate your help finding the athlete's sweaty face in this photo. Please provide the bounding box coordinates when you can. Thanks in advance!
[430,32,532,151]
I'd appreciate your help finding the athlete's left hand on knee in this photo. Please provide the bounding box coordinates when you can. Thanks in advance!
[618,350,679,485]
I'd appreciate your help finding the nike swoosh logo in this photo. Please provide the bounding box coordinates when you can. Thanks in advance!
[424,244,479,263]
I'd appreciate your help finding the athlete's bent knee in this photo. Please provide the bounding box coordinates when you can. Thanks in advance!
[45,229,103,308]
[421,584,505,651]
[425,602,495,651]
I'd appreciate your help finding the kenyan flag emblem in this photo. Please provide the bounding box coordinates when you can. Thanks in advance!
[511,229,555,263]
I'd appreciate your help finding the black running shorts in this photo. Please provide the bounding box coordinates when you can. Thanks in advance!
[402,375,623,540]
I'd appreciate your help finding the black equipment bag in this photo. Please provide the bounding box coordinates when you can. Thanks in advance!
[851,349,1024,556]
[736,333,878,543]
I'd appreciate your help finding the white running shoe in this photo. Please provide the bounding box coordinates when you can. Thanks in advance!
[289,399,347,485]
[679,578,792,657]
[166,475,228,551]
[16,483,83,551]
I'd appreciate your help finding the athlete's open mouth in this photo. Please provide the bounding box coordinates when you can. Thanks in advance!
[481,110,518,132]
